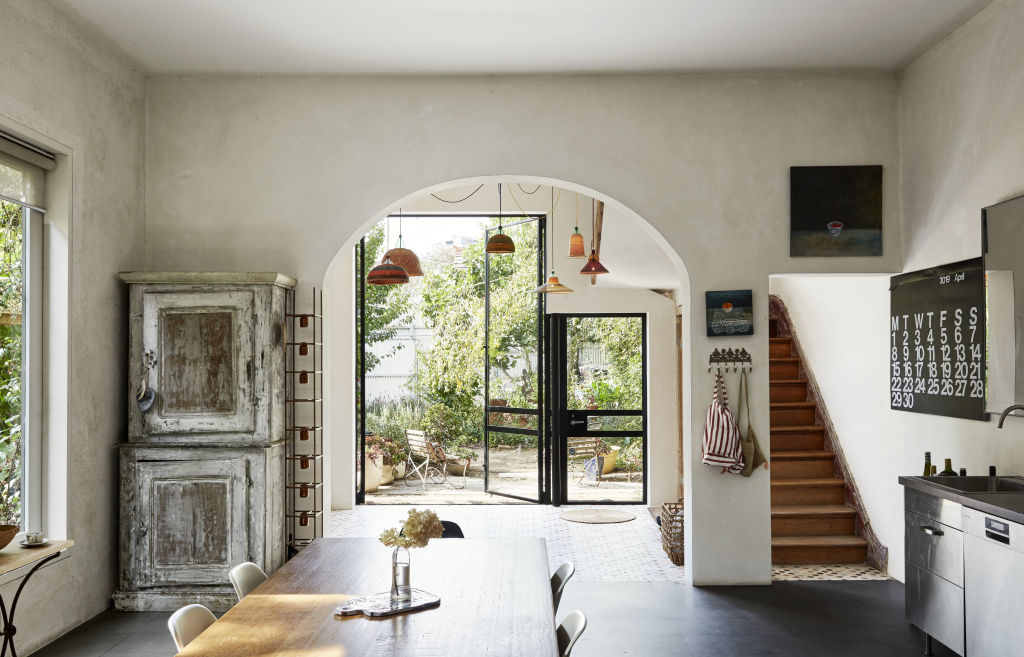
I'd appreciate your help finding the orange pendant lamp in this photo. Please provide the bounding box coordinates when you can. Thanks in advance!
[485,183,515,254]
[579,198,609,275]
[567,192,586,258]
[384,210,423,276]
[535,187,573,294]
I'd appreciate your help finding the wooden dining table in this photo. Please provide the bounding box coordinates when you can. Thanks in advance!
[177,537,560,656]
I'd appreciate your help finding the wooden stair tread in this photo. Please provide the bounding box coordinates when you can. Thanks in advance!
[770,379,808,384]
[770,357,799,362]
[771,477,845,488]
[770,401,816,409]
[771,450,834,460]
[771,505,856,517]
[769,337,792,343]
[771,535,867,547]
[771,425,825,432]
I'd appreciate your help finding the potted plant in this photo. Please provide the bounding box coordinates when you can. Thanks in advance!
[364,443,385,493]
[446,445,478,476]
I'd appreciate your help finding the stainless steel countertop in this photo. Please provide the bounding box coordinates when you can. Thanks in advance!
[899,476,1024,523]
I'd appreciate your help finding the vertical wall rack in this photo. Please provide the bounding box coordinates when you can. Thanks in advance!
[285,287,324,556]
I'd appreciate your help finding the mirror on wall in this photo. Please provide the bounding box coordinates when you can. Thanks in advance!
[983,194,1024,418]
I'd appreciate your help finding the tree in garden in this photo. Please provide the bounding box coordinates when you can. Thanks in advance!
[0,200,22,525]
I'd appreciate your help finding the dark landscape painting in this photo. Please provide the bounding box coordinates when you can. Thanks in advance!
[790,165,882,257]
[706,290,753,337]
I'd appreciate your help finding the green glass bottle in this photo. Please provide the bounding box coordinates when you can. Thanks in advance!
[939,458,956,476]
[922,452,932,477]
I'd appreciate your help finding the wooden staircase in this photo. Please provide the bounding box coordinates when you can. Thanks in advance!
[769,319,867,565]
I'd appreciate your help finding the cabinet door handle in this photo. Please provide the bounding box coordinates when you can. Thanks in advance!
[920,526,944,536]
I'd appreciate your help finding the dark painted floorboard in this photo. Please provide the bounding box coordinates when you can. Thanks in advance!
[32,580,957,656]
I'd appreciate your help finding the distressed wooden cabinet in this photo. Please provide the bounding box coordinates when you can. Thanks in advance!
[114,273,295,611]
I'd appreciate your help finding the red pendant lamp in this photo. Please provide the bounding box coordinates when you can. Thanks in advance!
[485,183,516,254]
[579,198,609,275]
[567,192,586,258]
[535,187,573,294]
[366,254,410,285]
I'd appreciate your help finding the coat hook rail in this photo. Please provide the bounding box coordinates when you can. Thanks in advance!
[708,347,753,373]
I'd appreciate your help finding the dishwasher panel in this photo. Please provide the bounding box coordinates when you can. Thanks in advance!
[964,507,1024,657]
[905,562,965,655]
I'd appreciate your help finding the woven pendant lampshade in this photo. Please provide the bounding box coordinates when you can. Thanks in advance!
[485,183,515,254]
[579,249,610,275]
[534,273,573,294]
[366,255,410,285]
[568,227,586,258]
[384,246,422,276]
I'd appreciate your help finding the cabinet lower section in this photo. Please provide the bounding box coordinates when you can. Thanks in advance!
[115,443,285,611]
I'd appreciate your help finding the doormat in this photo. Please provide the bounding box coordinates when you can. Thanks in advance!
[560,509,636,524]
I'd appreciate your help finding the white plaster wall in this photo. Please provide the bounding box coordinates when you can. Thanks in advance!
[0,0,144,651]
[145,72,901,585]
[898,0,1024,543]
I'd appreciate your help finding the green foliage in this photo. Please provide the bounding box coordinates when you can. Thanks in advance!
[0,200,22,526]
[365,398,422,444]
[361,225,412,374]
[365,433,405,466]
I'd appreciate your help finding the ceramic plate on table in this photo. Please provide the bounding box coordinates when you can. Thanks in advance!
[19,540,49,548]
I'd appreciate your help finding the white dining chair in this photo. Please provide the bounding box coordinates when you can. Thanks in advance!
[556,610,587,657]
[550,561,575,613]
[229,561,268,601]
[167,604,217,651]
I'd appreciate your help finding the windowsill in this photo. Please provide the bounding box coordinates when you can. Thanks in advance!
[0,537,73,586]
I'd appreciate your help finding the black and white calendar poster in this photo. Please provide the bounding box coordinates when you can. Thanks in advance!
[890,258,986,420]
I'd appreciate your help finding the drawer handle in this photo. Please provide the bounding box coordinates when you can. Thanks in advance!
[920,526,944,536]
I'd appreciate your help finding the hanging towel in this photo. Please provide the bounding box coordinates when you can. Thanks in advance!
[702,371,744,473]
[737,371,768,477]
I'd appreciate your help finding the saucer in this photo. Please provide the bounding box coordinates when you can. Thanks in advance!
[19,539,49,548]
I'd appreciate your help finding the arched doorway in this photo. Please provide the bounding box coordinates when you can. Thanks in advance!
[323,176,690,511]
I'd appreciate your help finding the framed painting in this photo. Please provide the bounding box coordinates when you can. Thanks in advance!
[790,165,882,257]
[706,290,753,337]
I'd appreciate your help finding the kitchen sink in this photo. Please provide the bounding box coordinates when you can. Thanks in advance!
[926,476,1024,493]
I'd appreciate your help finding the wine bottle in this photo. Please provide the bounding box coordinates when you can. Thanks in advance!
[939,458,956,476]
[922,452,932,477]
[959,468,967,476]
[931,465,937,476]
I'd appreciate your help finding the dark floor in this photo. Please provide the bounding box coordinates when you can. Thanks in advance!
[32,580,956,657]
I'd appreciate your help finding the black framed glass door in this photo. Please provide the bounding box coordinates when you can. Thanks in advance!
[549,314,647,505]
[483,216,548,502]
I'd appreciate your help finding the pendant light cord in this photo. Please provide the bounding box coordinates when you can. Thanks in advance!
[549,187,555,274]
[506,183,561,218]
[431,184,484,204]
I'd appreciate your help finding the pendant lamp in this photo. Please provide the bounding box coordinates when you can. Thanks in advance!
[536,187,574,294]
[567,192,586,258]
[485,183,516,254]
[367,254,410,285]
[579,198,610,275]
[384,210,423,276]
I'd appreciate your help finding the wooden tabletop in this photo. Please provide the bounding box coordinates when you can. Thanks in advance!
[0,539,73,578]
[178,537,559,657]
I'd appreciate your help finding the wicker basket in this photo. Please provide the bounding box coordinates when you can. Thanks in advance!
[660,502,684,566]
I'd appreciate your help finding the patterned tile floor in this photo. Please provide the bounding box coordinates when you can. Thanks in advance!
[329,504,688,582]
[331,505,889,583]
[772,563,890,581]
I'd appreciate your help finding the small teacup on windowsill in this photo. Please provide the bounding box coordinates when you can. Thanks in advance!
[24,531,44,545]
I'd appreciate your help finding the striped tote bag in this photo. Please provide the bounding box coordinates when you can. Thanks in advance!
[701,372,745,473]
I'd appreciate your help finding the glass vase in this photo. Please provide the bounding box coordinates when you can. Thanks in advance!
[391,546,411,603]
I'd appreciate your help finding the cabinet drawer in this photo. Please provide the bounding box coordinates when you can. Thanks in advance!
[905,562,965,656]
[905,510,963,587]
[905,488,962,529]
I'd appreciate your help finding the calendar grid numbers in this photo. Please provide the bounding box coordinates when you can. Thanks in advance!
[890,259,986,420]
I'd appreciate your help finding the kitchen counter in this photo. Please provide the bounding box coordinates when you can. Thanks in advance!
[899,476,1024,524]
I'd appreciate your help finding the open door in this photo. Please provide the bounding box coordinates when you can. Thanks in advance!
[483,217,548,502]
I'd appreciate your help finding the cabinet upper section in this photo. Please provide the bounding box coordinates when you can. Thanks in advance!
[121,273,295,444]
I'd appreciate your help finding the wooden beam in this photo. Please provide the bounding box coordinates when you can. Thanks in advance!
[591,200,604,285]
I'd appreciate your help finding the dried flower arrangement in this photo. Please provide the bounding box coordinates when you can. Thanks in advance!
[379,508,445,549]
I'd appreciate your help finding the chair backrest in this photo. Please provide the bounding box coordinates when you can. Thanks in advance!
[229,561,268,601]
[167,604,217,651]
[440,520,465,538]
[550,561,575,613]
[406,430,433,459]
[556,610,587,657]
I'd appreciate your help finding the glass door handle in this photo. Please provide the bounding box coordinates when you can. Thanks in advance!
[568,419,586,426]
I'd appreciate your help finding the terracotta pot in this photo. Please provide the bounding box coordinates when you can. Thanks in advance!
[381,462,395,485]
[601,445,620,474]
[447,460,471,476]
[393,461,406,480]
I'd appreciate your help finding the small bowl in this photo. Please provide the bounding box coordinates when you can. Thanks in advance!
[0,525,19,550]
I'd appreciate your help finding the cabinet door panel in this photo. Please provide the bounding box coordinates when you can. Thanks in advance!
[142,291,255,435]
[136,459,249,587]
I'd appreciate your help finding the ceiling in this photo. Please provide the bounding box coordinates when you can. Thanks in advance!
[51,0,990,75]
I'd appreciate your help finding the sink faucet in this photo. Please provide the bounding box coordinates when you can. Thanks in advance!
[997,404,1024,428]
